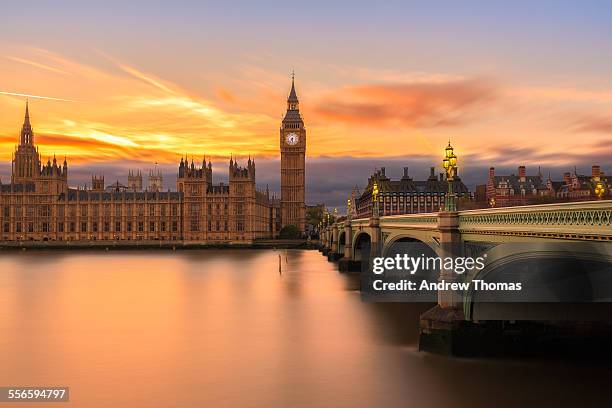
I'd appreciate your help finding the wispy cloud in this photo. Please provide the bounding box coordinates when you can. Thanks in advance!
[6,56,69,75]
[312,78,497,128]
[0,91,75,102]
[571,114,612,133]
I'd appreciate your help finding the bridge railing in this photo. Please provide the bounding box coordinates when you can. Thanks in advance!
[334,200,611,241]
[379,212,439,229]
[347,218,369,228]
[458,200,612,240]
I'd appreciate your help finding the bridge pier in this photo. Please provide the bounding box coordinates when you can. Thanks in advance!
[338,220,360,272]
[318,226,327,252]
[369,216,381,261]
[321,227,332,255]
[327,224,344,261]
[419,211,466,354]
[435,211,463,309]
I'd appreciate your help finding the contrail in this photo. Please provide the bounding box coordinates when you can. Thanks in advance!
[0,91,75,102]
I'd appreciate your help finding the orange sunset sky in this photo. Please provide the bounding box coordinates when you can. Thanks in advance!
[1,1,611,206]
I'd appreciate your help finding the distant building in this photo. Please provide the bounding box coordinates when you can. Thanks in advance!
[553,165,609,201]
[486,166,550,207]
[91,175,105,192]
[474,184,487,203]
[0,102,285,243]
[349,185,360,218]
[105,181,129,193]
[355,166,470,218]
[487,165,609,207]
[127,170,143,192]
[148,168,163,192]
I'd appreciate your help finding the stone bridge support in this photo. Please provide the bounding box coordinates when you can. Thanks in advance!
[325,227,333,254]
[321,227,329,254]
[436,211,463,310]
[318,224,327,250]
[338,220,361,272]
[343,222,352,259]
[420,211,471,355]
[328,224,343,261]
[369,216,382,260]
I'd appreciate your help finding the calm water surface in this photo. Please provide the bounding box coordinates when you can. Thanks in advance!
[0,249,611,407]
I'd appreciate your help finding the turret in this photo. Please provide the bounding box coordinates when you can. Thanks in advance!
[12,101,41,183]
[20,100,34,146]
[229,157,256,181]
[176,154,212,194]
[91,174,105,191]
[148,167,163,192]
[127,170,143,191]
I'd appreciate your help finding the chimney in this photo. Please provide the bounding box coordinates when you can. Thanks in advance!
[430,167,435,177]
[518,166,526,180]
[563,172,571,185]
[592,165,601,179]
[403,167,409,178]
[489,167,495,179]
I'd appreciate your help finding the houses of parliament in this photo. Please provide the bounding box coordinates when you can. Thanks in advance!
[0,79,306,243]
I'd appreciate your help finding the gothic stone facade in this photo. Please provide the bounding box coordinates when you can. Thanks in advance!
[0,102,286,243]
[280,76,306,232]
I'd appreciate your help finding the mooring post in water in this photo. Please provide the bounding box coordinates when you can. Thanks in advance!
[278,253,282,274]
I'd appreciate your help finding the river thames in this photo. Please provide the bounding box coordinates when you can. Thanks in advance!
[0,249,611,407]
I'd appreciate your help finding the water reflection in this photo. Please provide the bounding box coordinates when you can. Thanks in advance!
[0,250,610,407]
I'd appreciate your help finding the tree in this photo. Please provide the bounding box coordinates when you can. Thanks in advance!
[279,224,301,239]
[306,205,324,230]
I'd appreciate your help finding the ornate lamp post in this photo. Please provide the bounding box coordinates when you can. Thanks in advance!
[489,197,496,208]
[372,181,380,218]
[595,181,606,200]
[442,141,458,212]
[347,198,352,221]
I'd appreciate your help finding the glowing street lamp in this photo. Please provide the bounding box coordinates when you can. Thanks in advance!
[347,198,352,220]
[442,141,458,212]
[372,181,380,218]
[595,181,606,200]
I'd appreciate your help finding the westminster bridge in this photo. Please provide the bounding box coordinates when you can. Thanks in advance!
[319,200,612,352]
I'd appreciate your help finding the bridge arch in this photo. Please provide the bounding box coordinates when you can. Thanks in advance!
[338,231,346,254]
[382,234,439,258]
[463,242,612,321]
[352,231,372,263]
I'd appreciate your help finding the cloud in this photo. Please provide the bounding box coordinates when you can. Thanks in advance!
[215,87,237,103]
[572,115,612,133]
[312,78,497,128]
[0,91,75,102]
[5,56,69,75]
[327,65,466,84]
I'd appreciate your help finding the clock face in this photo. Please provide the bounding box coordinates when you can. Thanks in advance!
[286,132,299,146]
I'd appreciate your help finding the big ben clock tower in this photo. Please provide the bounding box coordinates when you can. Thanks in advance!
[280,74,306,233]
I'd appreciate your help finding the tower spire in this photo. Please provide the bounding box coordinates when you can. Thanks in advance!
[20,99,34,145]
[25,99,30,123]
[287,71,298,107]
